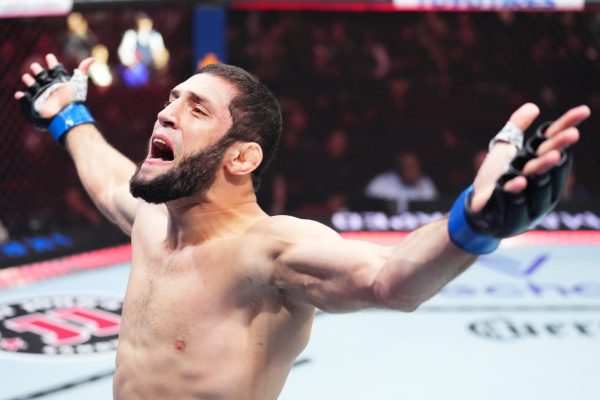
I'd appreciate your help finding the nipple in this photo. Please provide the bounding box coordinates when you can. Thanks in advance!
[174,339,186,352]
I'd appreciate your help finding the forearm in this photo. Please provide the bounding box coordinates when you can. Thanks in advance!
[14,54,154,234]
[64,124,138,228]
[373,218,477,311]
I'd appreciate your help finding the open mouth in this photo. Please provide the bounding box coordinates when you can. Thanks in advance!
[150,137,174,162]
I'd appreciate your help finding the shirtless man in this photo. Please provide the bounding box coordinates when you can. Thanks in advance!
[15,54,590,399]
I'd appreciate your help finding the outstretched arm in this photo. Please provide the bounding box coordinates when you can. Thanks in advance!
[14,54,155,235]
[273,217,471,313]
[63,122,140,235]
[273,103,590,313]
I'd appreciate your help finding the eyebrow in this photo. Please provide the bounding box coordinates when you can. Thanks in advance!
[169,89,214,112]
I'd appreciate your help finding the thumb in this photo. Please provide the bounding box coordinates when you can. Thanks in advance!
[470,103,541,213]
[77,57,96,75]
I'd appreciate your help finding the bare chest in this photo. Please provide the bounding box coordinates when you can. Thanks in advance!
[120,242,266,346]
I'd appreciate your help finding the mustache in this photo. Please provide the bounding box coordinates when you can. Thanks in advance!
[129,135,237,204]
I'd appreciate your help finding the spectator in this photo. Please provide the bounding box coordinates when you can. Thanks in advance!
[117,12,170,86]
[89,44,114,88]
[365,151,439,213]
[258,99,314,215]
[298,129,355,216]
[63,12,98,68]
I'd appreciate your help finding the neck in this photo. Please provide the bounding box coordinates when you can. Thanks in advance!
[164,188,266,249]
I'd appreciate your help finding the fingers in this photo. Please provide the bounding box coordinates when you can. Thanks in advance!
[15,73,34,99]
[537,127,579,155]
[522,149,561,176]
[24,54,62,80]
[502,176,527,194]
[544,105,591,138]
[46,53,59,68]
[30,62,44,76]
[503,104,586,190]
[77,57,95,75]
[18,54,58,92]
[500,150,561,193]
[30,53,59,77]
[508,103,540,133]
[21,73,35,86]
[31,53,94,75]
[14,53,68,100]
[474,103,589,209]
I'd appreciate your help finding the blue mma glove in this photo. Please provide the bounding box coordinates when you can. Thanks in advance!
[18,64,94,143]
[449,122,572,254]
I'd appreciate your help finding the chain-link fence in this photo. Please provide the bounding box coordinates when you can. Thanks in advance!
[1,8,599,266]
[0,6,193,265]
[230,11,600,216]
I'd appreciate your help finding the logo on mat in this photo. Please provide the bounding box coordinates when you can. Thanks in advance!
[477,253,548,278]
[0,295,122,356]
[469,317,600,341]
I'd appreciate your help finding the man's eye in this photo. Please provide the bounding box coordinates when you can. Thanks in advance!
[164,100,173,108]
[193,107,206,115]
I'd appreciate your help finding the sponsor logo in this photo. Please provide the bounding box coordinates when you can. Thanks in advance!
[406,0,557,10]
[0,295,122,356]
[440,254,600,299]
[479,254,547,278]
[457,256,600,342]
[393,0,585,11]
[469,317,600,341]
[331,210,600,232]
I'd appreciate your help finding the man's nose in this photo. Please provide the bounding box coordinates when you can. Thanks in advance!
[157,101,179,128]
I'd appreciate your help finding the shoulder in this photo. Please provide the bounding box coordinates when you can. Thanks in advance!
[247,215,341,244]
[368,171,400,186]
[366,171,403,196]
[122,29,137,40]
[230,216,340,294]
[237,215,341,266]
[420,176,438,189]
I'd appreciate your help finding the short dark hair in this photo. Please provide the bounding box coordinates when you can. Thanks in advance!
[196,63,282,191]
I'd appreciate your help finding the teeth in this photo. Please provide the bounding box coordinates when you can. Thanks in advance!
[150,136,174,161]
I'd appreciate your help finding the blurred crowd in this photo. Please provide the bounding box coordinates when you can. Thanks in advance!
[0,9,190,240]
[228,11,599,217]
[1,9,599,242]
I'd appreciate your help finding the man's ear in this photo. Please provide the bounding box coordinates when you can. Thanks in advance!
[226,142,263,176]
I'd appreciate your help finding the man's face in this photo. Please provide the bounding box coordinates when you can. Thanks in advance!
[136,17,153,32]
[130,73,238,203]
[396,153,422,185]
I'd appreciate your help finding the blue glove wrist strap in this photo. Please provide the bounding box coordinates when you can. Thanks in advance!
[448,185,500,255]
[48,103,95,142]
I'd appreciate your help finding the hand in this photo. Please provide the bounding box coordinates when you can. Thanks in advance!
[14,53,94,119]
[470,103,591,213]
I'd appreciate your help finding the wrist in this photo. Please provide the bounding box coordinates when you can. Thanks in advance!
[448,185,501,255]
[48,102,95,143]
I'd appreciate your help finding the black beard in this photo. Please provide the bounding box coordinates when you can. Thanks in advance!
[129,135,235,204]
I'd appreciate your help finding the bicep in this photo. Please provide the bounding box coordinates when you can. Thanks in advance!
[274,236,392,313]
